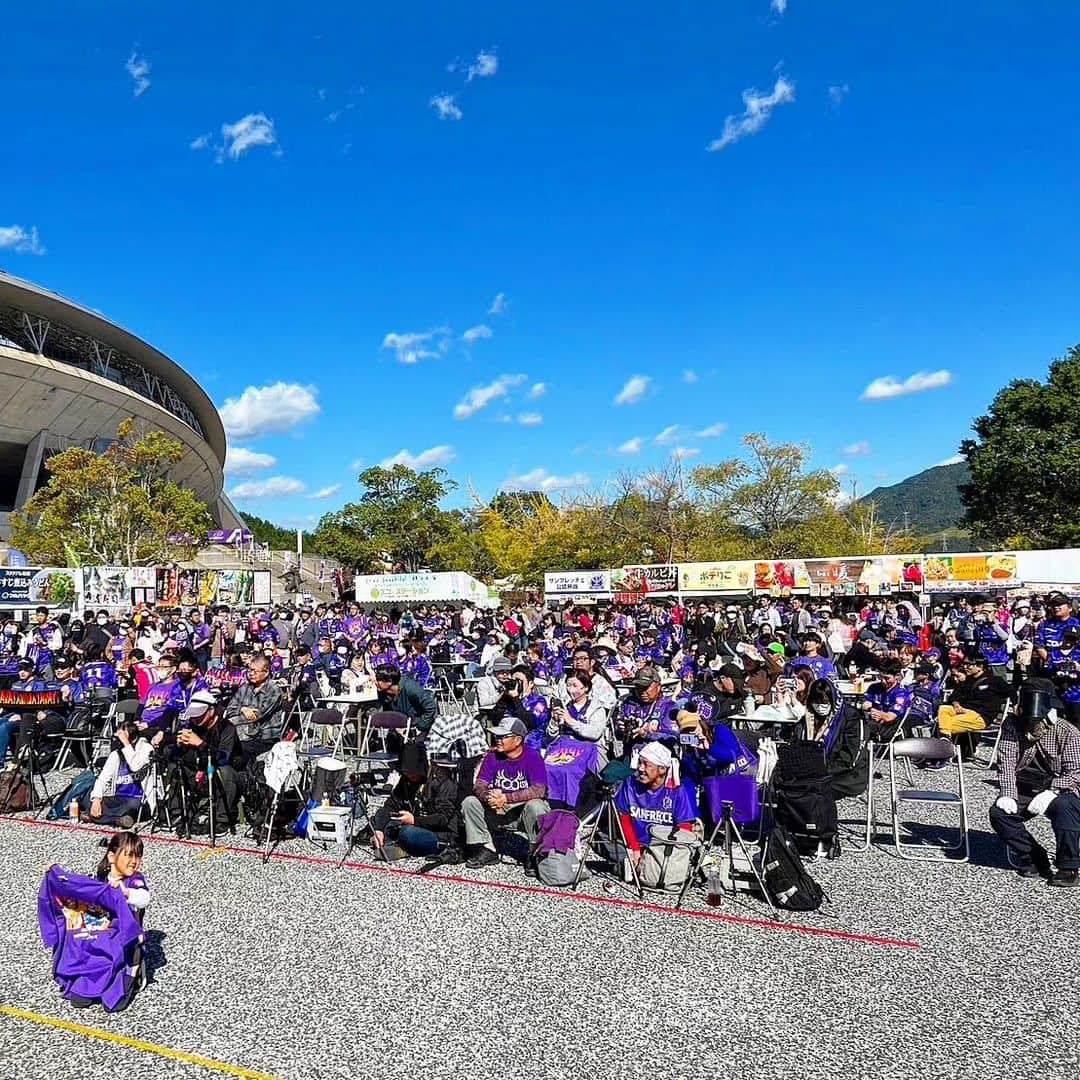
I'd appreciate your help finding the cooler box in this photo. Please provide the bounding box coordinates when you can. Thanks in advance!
[307,805,351,849]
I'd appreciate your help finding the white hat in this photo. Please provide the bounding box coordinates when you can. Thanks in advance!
[638,742,672,769]
[181,688,218,721]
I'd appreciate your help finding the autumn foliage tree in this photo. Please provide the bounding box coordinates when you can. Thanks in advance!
[10,419,214,566]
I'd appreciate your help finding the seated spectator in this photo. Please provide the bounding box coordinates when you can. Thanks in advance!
[864,659,912,740]
[461,717,548,869]
[737,644,783,706]
[171,689,244,830]
[558,647,617,711]
[991,680,1080,887]
[340,653,374,696]
[937,655,1008,749]
[371,743,462,863]
[373,663,437,733]
[475,656,515,715]
[86,720,153,827]
[614,741,698,889]
[224,654,284,757]
[786,632,838,682]
[550,670,607,748]
[0,659,43,765]
[616,667,678,748]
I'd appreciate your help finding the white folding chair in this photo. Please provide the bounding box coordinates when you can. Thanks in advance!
[972,700,1010,770]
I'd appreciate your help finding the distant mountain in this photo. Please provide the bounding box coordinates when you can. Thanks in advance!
[860,461,970,535]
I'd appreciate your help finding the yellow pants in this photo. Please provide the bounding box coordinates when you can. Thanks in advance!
[937,704,986,736]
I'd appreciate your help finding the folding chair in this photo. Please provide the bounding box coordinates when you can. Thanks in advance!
[297,708,348,773]
[48,706,96,775]
[884,737,969,862]
[354,711,412,787]
[971,700,1010,770]
[258,740,307,863]
[853,707,913,852]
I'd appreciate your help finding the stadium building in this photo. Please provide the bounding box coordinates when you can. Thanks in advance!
[0,271,242,539]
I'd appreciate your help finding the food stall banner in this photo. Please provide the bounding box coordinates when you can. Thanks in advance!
[679,561,756,594]
[921,553,1018,591]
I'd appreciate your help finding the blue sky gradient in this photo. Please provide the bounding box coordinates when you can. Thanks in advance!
[4,2,1079,525]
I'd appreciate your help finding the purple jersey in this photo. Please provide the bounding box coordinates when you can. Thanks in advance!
[403,654,433,688]
[615,778,697,846]
[866,681,911,719]
[80,661,118,691]
[141,678,184,728]
[477,746,547,796]
[618,695,679,740]
[543,736,601,807]
[787,656,838,682]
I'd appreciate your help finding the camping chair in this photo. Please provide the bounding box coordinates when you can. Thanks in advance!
[678,772,778,915]
[971,700,1011,770]
[883,737,968,861]
[353,710,412,792]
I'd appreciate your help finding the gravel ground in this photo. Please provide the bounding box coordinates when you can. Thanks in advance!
[1,763,1078,1080]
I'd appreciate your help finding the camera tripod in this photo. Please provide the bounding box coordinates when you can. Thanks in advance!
[150,749,218,846]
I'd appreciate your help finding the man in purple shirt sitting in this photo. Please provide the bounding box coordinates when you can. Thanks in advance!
[462,717,549,868]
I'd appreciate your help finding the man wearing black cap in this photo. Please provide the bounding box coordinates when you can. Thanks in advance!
[991,680,1080,886]
[0,659,44,767]
[461,717,548,868]
[616,667,678,746]
[370,742,462,862]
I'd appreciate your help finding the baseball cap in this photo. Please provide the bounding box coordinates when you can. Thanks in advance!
[639,742,673,768]
[182,689,218,721]
[633,667,660,690]
[490,656,513,674]
[487,717,527,739]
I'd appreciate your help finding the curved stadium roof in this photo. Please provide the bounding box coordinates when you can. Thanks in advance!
[0,271,226,467]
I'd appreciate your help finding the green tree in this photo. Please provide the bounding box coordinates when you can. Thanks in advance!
[10,419,214,565]
[312,464,460,572]
[960,345,1080,548]
[691,433,841,557]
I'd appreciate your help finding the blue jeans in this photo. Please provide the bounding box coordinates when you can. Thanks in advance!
[385,822,441,856]
[0,716,18,763]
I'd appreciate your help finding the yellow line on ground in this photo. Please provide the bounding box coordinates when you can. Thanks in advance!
[0,1006,281,1080]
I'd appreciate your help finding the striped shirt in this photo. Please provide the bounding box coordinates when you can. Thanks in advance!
[998,720,1080,802]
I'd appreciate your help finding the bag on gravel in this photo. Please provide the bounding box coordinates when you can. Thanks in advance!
[759,823,825,912]
[0,768,31,812]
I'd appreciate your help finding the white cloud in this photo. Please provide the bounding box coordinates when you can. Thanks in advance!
[430,94,463,121]
[219,382,320,439]
[229,475,306,499]
[517,412,543,427]
[219,113,280,160]
[309,484,342,499]
[528,382,546,400]
[125,50,151,97]
[708,74,796,152]
[673,446,700,462]
[935,454,965,467]
[771,0,788,13]
[861,369,953,401]
[697,422,728,438]
[489,292,509,316]
[382,327,451,364]
[842,440,871,456]
[655,425,681,446]
[828,83,850,107]
[224,447,277,475]
[189,133,212,151]
[617,437,644,455]
[0,226,45,255]
[380,445,457,470]
[502,468,589,494]
[614,375,651,406]
[454,373,526,419]
[462,323,493,345]
[683,370,699,385]
[466,50,499,82]
[349,458,364,472]
[831,463,850,476]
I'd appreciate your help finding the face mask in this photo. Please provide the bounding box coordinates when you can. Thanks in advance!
[336,647,348,656]
[811,701,831,717]
[97,617,108,625]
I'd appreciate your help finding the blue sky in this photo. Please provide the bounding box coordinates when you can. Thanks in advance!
[4,1,1079,527]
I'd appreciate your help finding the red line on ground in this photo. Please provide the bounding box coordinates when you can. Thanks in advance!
[4,814,920,949]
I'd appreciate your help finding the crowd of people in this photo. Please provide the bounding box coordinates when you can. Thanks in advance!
[3,589,1079,900]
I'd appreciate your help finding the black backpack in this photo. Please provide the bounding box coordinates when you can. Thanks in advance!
[774,743,839,844]
[759,823,825,912]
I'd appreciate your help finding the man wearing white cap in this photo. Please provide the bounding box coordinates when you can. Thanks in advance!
[173,688,244,830]
[614,741,698,889]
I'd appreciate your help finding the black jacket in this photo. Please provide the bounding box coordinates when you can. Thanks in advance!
[371,768,460,843]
